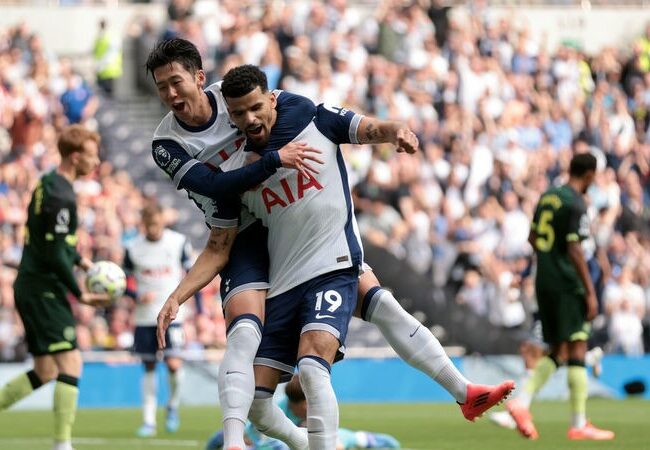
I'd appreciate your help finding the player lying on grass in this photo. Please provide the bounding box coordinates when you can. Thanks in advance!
[205,374,400,450]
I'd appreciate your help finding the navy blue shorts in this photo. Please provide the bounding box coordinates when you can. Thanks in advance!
[220,221,270,307]
[254,268,358,379]
[133,324,184,361]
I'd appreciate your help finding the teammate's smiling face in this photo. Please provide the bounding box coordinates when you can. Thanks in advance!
[153,61,207,125]
[225,86,277,150]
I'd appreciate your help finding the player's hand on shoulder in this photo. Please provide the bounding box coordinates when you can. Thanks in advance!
[395,127,418,154]
[278,141,324,178]
[80,291,112,308]
[157,297,179,348]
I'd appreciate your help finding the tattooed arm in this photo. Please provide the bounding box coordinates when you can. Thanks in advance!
[157,227,237,347]
[356,117,419,154]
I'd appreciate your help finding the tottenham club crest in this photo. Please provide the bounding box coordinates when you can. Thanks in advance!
[153,145,171,168]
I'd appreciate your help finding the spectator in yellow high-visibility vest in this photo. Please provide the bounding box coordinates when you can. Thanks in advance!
[93,19,123,98]
[635,23,650,73]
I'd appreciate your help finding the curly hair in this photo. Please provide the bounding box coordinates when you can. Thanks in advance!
[221,64,268,98]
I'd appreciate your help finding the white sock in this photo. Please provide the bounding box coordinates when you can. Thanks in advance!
[167,367,183,410]
[298,357,338,450]
[248,389,308,450]
[367,288,470,402]
[142,370,157,426]
[218,319,262,450]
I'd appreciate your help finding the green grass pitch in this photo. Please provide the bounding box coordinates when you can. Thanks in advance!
[0,399,647,449]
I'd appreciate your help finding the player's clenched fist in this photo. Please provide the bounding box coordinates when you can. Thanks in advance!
[395,128,418,154]
[157,297,179,348]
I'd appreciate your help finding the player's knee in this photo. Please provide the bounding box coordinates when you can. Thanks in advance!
[227,314,263,343]
[165,357,183,372]
[358,286,383,321]
[224,292,265,325]
[32,367,56,384]
[56,373,79,388]
[297,356,331,391]
[298,331,339,362]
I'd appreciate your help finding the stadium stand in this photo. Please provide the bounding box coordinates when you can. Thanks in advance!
[1,0,650,361]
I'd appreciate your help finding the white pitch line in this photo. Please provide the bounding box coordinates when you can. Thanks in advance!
[0,437,200,447]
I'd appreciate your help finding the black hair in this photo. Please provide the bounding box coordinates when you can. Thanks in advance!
[221,64,268,98]
[569,152,597,177]
[145,38,202,80]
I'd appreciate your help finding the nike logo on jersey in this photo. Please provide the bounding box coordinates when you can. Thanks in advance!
[226,371,245,375]
[409,325,421,337]
[315,313,335,319]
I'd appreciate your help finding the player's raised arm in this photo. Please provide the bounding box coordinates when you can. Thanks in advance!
[157,226,237,348]
[356,117,419,154]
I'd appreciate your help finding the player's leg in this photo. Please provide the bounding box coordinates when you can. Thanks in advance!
[565,354,614,440]
[164,356,183,433]
[297,331,340,450]
[566,339,590,430]
[490,339,544,430]
[1,282,59,410]
[0,354,57,410]
[296,268,358,450]
[563,302,613,440]
[137,360,158,437]
[506,342,563,440]
[248,365,307,450]
[219,222,270,450]
[133,325,160,437]
[163,324,186,433]
[220,290,266,450]
[248,285,308,450]
[51,349,83,450]
[506,289,566,439]
[356,269,514,420]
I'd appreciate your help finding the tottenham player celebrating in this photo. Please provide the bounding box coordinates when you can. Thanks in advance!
[124,203,195,437]
[150,40,513,450]
[222,64,381,450]
[147,39,322,450]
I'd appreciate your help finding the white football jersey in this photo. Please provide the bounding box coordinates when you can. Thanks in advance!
[125,229,193,326]
[241,99,364,297]
[152,82,256,229]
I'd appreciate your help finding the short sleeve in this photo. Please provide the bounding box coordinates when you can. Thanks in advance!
[314,104,364,145]
[567,200,589,242]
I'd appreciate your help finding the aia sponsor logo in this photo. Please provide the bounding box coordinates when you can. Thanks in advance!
[262,173,323,213]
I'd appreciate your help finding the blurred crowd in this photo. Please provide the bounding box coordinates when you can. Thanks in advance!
[131,0,650,354]
[1,0,650,361]
[0,20,228,362]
